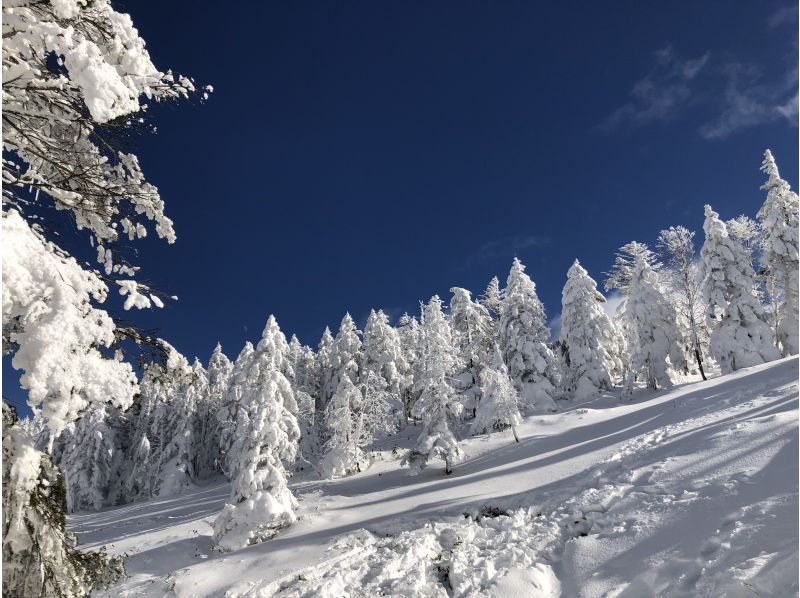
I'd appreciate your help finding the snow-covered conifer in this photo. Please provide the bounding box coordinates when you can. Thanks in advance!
[604,241,661,295]
[701,205,781,372]
[471,350,522,441]
[288,335,318,466]
[320,376,368,478]
[479,276,503,320]
[449,287,494,417]
[758,149,799,356]
[57,404,122,512]
[623,257,682,392]
[559,260,624,400]
[499,258,558,412]
[217,342,254,476]
[403,296,463,475]
[197,344,233,477]
[396,313,421,421]
[212,317,300,551]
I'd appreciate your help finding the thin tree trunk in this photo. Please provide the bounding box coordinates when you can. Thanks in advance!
[511,425,519,443]
[694,348,707,381]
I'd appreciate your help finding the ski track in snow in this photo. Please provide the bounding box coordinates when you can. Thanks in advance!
[70,358,799,597]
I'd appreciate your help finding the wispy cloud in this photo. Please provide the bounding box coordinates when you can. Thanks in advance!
[767,4,798,28]
[598,46,710,133]
[699,62,798,139]
[458,234,549,271]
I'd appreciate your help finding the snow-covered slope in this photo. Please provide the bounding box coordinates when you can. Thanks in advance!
[71,358,799,597]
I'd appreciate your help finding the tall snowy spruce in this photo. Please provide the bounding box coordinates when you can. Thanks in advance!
[288,335,319,467]
[217,342,255,476]
[320,376,368,478]
[701,205,781,374]
[361,309,408,427]
[213,316,300,551]
[471,349,522,442]
[449,288,494,418]
[396,313,421,421]
[499,258,558,412]
[402,296,463,475]
[559,260,623,401]
[757,150,799,356]
[199,344,233,477]
[317,314,362,443]
[623,257,683,393]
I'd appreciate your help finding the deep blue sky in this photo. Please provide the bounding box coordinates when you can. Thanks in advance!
[3,1,798,408]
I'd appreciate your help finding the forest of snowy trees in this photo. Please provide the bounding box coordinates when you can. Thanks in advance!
[1,1,798,596]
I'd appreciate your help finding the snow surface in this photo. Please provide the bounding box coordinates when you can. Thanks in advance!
[70,357,799,597]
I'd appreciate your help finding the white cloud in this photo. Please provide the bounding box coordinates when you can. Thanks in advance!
[602,291,625,320]
[699,63,798,139]
[598,46,710,132]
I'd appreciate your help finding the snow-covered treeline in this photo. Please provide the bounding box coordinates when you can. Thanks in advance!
[39,153,797,554]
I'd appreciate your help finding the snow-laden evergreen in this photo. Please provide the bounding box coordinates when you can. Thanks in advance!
[701,205,781,374]
[471,349,522,441]
[403,296,463,475]
[198,344,233,478]
[57,404,122,513]
[212,316,300,551]
[288,335,319,467]
[499,258,558,412]
[449,287,494,418]
[362,309,408,427]
[217,342,254,476]
[758,150,799,356]
[559,260,624,401]
[320,376,368,478]
[396,313,421,421]
[623,256,683,392]
[479,276,503,320]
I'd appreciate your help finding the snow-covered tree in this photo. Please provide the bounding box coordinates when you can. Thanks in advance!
[559,260,624,401]
[57,404,122,512]
[396,313,421,421]
[3,405,124,597]
[604,241,661,295]
[217,342,254,476]
[449,287,494,417]
[2,2,207,592]
[499,258,558,412]
[198,344,233,477]
[623,257,682,392]
[403,296,463,475]
[288,335,318,467]
[471,349,521,442]
[657,227,709,379]
[320,376,368,478]
[362,309,408,424]
[758,149,799,356]
[701,205,781,373]
[212,317,300,551]
[479,276,503,320]
[317,314,362,443]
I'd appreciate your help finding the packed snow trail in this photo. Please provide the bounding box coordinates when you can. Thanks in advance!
[70,358,799,597]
